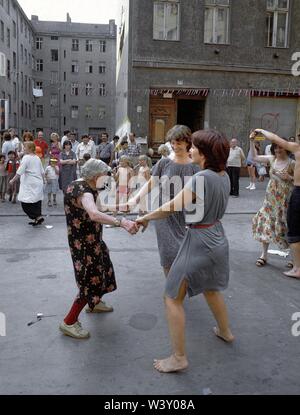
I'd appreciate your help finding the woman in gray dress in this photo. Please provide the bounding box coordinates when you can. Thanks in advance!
[137,130,235,373]
[59,140,77,193]
[130,125,199,276]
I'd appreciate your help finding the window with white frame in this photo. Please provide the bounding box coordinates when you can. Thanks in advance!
[86,40,93,52]
[100,40,106,52]
[71,83,79,96]
[72,39,79,51]
[36,37,43,50]
[36,59,43,72]
[71,106,79,119]
[85,62,93,73]
[99,83,106,96]
[51,71,58,84]
[266,0,289,48]
[50,94,58,107]
[86,83,93,96]
[99,62,106,74]
[71,61,79,73]
[204,0,230,44]
[85,105,93,119]
[153,1,180,41]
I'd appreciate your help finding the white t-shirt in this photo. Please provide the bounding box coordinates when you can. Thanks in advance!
[45,166,58,180]
[227,147,245,168]
[17,155,45,203]
[2,141,15,158]
[12,136,20,151]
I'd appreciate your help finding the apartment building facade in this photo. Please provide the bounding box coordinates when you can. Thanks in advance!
[116,0,300,152]
[0,0,35,133]
[0,0,116,141]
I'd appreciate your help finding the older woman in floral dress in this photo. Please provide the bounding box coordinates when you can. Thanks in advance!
[60,159,138,340]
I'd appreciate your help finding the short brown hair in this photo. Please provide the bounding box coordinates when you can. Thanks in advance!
[166,125,192,151]
[192,130,230,172]
[23,132,34,142]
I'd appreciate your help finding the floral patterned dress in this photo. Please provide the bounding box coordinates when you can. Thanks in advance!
[64,180,117,309]
[252,159,295,249]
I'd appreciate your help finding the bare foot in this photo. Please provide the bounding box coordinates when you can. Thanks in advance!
[284,268,300,279]
[213,327,235,343]
[153,355,188,373]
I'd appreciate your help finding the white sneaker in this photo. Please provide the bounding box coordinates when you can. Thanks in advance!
[246,184,252,189]
[86,300,114,313]
[59,321,90,339]
[250,184,256,190]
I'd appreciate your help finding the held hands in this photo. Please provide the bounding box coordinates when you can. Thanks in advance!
[121,218,140,235]
[135,217,149,233]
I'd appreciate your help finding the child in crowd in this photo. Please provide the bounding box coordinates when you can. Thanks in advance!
[114,155,134,213]
[158,144,171,160]
[6,151,20,204]
[137,155,151,215]
[0,154,8,202]
[83,153,91,164]
[45,158,60,207]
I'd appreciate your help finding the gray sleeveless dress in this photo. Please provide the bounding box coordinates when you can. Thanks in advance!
[166,170,231,299]
[152,158,200,268]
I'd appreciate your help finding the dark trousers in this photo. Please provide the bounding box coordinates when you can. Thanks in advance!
[227,167,240,196]
[21,201,42,220]
[100,158,111,165]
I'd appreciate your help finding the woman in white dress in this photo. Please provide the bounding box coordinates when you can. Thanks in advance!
[9,142,45,226]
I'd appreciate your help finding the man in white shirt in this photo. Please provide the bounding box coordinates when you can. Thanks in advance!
[9,128,20,152]
[76,135,97,164]
[227,139,246,197]
[61,130,71,147]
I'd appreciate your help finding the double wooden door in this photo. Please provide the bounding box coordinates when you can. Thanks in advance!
[149,98,177,153]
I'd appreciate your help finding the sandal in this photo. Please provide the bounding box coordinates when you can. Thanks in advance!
[256,258,267,267]
[286,262,294,269]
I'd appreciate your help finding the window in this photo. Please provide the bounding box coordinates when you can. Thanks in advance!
[266,0,289,48]
[36,37,43,50]
[85,62,93,73]
[21,72,23,91]
[21,101,24,117]
[29,105,31,119]
[153,1,180,41]
[1,21,4,42]
[98,106,106,119]
[72,61,79,73]
[8,94,11,114]
[36,59,43,72]
[99,62,106,74]
[7,28,10,47]
[36,81,43,89]
[37,105,44,118]
[25,75,28,94]
[25,103,28,118]
[20,18,24,33]
[72,39,79,51]
[51,36,58,40]
[86,83,93,96]
[85,105,93,119]
[71,106,79,119]
[99,83,106,96]
[71,83,79,96]
[7,59,10,80]
[51,49,59,62]
[13,52,16,69]
[50,118,58,130]
[86,40,93,52]
[13,82,16,101]
[21,44,24,62]
[100,40,106,52]
[51,71,58,84]
[25,49,27,65]
[204,0,230,44]
[13,21,16,38]
[50,94,58,107]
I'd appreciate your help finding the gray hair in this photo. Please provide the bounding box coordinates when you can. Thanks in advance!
[158,144,170,156]
[81,159,109,179]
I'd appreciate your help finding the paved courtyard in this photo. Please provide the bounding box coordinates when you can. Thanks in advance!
[0,178,300,395]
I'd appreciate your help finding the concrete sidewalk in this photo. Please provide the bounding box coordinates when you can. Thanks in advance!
[0,211,300,395]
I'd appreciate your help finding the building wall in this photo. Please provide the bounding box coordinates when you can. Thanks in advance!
[32,21,117,141]
[0,0,35,134]
[117,0,300,151]
[1,0,117,141]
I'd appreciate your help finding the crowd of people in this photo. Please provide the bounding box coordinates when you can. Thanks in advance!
[1,124,300,374]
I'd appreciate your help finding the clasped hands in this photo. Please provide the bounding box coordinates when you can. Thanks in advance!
[120,216,149,236]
